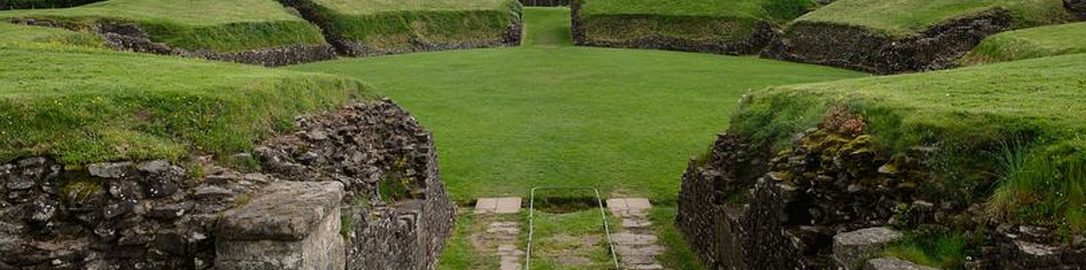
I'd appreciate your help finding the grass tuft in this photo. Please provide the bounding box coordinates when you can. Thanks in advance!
[882,231,968,269]
[989,139,1086,232]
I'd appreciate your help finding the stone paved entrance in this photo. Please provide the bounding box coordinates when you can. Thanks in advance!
[607,198,665,270]
[474,197,524,270]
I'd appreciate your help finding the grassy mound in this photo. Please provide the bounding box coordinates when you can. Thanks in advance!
[573,0,816,54]
[281,0,522,56]
[795,0,1073,38]
[0,0,326,52]
[0,21,102,46]
[0,42,371,165]
[731,53,1086,231]
[961,22,1086,65]
[768,0,1076,73]
[1,0,103,10]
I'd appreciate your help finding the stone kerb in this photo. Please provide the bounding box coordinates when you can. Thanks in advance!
[216,181,346,270]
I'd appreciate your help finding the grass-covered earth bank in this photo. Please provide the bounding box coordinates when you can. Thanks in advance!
[687,53,1086,268]
[572,0,817,55]
[0,0,335,65]
[0,42,371,165]
[765,0,1079,74]
[279,0,523,57]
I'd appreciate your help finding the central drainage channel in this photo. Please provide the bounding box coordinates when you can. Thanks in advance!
[525,186,620,270]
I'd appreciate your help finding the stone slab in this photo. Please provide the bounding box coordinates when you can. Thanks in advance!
[474,198,499,214]
[495,197,522,214]
[834,227,904,270]
[607,198,628,213]
[218,181,344,241]
[475,197,522,214]
[216,181,346,270]
[864,258,940,270]
[625,198,651,211]
[622,218,653,229]
[612,233,658,246]
[608,198,652,217]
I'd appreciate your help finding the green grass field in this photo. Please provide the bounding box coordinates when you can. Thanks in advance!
[961,22,1086,65]
[290,7,865,204]
[0,0,326,52]
[795,0,1074,37]
[0,42,371,165]
[731,53,1086,231]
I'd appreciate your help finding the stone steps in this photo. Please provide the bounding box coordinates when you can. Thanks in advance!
[474,197,524,270]
[607,198,666,270]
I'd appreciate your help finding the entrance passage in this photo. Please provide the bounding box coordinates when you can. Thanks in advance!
[526,187,620,269]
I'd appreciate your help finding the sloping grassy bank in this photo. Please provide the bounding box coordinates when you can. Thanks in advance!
[1,0,103,10]
[573,0,816,54]
[0,41,372,165]
[767,0,1076,73]
[961,22,1086,65]
[731,53,1086,232]
[280,0,522,56]
[796,0,1073,38]
[0,21,102,46]
[0,0,326,53]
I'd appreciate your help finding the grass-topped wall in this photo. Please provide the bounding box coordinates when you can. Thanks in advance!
[677,53,1086,268]
[0,0,334,65]
[279,0,523,57]
[572,0,816,55]
[0,0,103,10]
[730,53,1086,233]
[961,22,1086,65]
[0,40,372,165]
[764,0,1078,74]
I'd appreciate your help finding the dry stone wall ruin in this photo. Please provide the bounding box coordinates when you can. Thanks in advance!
[762,9,1015,74]
[0,100,454,270]
[677,130,1086,269]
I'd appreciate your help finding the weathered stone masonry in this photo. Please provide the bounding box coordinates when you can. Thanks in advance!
[677,129,1086,269]
[762,9,1014,74]
[0,100,455,269]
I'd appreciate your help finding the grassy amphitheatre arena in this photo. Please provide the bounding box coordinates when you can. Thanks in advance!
[1,0,1085,270]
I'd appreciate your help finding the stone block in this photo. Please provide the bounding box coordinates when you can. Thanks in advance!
[475,197,521,214]
[833,227,903,270]
[216,181,345,270]
[864,258,939,270]
[608,198,652,217]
